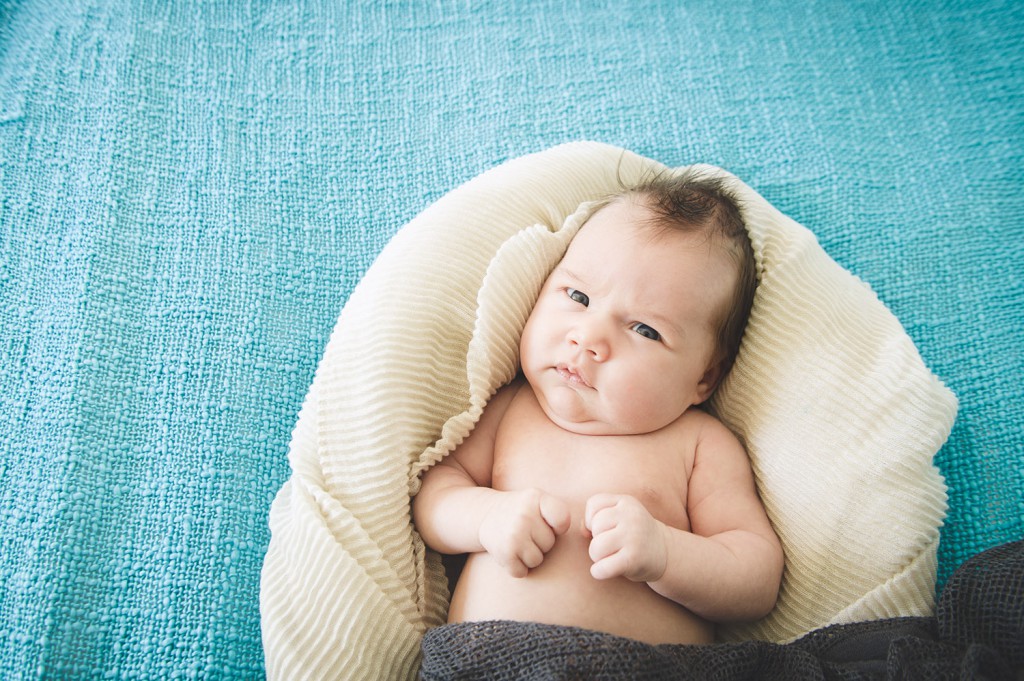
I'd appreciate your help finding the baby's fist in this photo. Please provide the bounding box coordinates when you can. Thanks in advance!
[479,488,571,578]
[584,494,668,583]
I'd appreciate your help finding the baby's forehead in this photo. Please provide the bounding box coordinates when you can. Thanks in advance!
[570,206,724,260]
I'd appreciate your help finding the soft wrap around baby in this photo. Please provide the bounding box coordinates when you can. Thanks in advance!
[259,142,956,680]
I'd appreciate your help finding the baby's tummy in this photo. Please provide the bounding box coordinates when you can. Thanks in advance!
[446,530,713,645]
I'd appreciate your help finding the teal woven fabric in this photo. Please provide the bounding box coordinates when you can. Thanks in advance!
[1,1,1021,676]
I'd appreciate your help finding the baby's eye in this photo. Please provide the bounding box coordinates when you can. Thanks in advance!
[566,288,589,306]
[631,323,661,341]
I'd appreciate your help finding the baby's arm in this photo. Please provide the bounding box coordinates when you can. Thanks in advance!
[412,381,571,578]
[586,414,783,622]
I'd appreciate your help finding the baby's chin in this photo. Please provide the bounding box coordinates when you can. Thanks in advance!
[538,389,640,436]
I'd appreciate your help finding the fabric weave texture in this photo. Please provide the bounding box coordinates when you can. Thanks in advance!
[1,1,1021,677]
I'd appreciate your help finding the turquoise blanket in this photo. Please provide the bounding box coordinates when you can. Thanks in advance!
[1,1,1021,676]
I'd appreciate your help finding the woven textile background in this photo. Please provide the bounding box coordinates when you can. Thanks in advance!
[1,1,1021,677]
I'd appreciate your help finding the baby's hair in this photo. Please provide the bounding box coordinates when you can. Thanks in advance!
[594,167,756,389]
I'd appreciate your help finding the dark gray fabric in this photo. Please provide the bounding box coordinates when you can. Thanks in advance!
[421,541,1022,680]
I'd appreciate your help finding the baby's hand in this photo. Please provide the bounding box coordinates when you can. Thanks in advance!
[584,494,668,583]
[478,488,571,578]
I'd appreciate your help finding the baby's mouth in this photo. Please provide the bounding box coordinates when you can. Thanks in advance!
[555,364,593,389]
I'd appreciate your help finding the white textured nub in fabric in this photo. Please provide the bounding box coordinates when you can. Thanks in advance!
[260,142,956,680]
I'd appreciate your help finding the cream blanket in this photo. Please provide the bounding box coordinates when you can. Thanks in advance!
[260,142,956,680]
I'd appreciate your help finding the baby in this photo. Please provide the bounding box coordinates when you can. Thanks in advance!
[413,170,784,645]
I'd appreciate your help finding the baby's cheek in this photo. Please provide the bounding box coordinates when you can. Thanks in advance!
[615,381,675,432]
[544,385,591,423]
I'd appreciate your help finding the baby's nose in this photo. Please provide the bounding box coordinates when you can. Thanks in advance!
[568,322,610,361]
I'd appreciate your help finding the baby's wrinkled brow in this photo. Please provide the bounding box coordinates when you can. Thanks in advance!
[555,266,586,284]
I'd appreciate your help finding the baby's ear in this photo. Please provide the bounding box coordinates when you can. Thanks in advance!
[694,361,724,404]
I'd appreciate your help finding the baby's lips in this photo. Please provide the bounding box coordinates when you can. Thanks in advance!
[556,363,593,388]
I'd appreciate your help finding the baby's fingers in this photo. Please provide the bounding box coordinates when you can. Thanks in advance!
[590,549,631,581]
[589,530,645,581]
[587,524,622,566]
[503,557,529,579]
[539,493,572,536]
[520,543,545,571]
[532,493,573,557]
[584,493,623,535]
[502,530,547,577]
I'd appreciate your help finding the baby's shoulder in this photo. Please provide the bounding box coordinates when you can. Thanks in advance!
[671,406,729,434]
[672,408,745,456]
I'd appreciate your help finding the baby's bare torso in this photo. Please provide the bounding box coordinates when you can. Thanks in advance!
[447,385,714,644]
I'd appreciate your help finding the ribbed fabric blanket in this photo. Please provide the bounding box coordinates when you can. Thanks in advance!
[261,141,959,678]
[1,1,1021,677]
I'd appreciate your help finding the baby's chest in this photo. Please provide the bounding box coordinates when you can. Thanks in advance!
[491,417,691,529]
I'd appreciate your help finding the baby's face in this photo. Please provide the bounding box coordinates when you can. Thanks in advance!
[519,197,738,435]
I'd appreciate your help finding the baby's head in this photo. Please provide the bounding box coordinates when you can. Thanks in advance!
[615,169,756,383]
[519,169,754,435]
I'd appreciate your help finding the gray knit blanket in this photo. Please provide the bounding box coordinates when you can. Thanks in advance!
[421,541,1022,680]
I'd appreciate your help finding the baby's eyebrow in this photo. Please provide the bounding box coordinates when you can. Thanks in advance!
[644,312,682,337]
[555,266,586,284]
